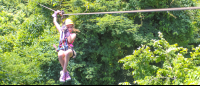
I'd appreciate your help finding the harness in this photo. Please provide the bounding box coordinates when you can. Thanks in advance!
[57,26,69,51]
[37,4,77,58]
[56,18,74,52]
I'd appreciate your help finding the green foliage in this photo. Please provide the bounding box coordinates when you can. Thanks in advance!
[125,0,200,46]
[1,0,200,85]
[118,82,131,85]
[119,32,200,85]
[0,0,59,85]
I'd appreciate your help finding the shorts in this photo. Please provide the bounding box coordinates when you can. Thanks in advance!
[57,46,75,58]
[69,47,76,58]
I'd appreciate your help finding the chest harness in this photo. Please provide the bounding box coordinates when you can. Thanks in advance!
[57,25,70,51]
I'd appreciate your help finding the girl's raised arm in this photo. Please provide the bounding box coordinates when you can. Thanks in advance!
[52,10,61,33]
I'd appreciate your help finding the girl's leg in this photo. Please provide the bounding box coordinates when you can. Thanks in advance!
[58,50,65,68]
[58,50,67,82]
[63,49,73,73]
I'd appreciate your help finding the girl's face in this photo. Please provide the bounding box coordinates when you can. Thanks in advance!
[66,24,73,33]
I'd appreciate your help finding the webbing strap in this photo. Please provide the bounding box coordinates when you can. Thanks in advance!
[59,31,64,41]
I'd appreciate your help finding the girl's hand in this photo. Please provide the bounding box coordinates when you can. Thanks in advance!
[52,10,61,17]
[58,10,63,16]
[55,10,61,14]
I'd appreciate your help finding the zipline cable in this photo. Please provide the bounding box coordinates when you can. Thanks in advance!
[38,3,55,12]
[38,3,65,23]
[38,3,200,15]
[63,7,200,15]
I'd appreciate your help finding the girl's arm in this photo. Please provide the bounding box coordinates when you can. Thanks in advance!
[52,11,61,33]
[67,33,76,43]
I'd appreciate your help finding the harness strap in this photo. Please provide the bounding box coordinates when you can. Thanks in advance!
[57,27,69,51]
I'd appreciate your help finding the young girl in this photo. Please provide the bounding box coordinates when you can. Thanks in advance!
[52,10,80,82]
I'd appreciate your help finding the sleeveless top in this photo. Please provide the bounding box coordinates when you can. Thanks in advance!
[59,26,74,48]
[68,34,74,47]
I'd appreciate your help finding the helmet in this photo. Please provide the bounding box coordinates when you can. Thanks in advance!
[65,19,73,25]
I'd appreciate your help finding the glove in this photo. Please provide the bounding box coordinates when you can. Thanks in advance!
[52,11,59,17]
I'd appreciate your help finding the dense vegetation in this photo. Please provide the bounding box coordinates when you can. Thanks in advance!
[1,0,200,85]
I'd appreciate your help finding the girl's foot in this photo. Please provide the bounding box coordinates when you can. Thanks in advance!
[59,71,66,82]
[66,71,71,81]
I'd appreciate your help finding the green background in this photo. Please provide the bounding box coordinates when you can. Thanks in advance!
[1,0,200,85]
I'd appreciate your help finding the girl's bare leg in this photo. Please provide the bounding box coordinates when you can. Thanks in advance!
[63,49,73,73]
[58,50,65,68]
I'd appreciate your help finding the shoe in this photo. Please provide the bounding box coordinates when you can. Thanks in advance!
[59,71,66,82]
[60,70,63,75]
[65,71,71,81]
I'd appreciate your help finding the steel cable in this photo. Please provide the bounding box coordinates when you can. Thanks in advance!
[63,7,200,15]
[38,3,200,15]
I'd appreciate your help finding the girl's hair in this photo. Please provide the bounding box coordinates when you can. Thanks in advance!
[72,24,80,33]
[73,28,80,33]
[62,19,80,33]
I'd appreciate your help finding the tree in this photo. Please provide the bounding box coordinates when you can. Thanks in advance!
[119,32,200,85]
[1,0,200,85]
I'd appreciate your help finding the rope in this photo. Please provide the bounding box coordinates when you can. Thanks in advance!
[63,7,200,15]
[38,3,55,12]
[37,3,200,15]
